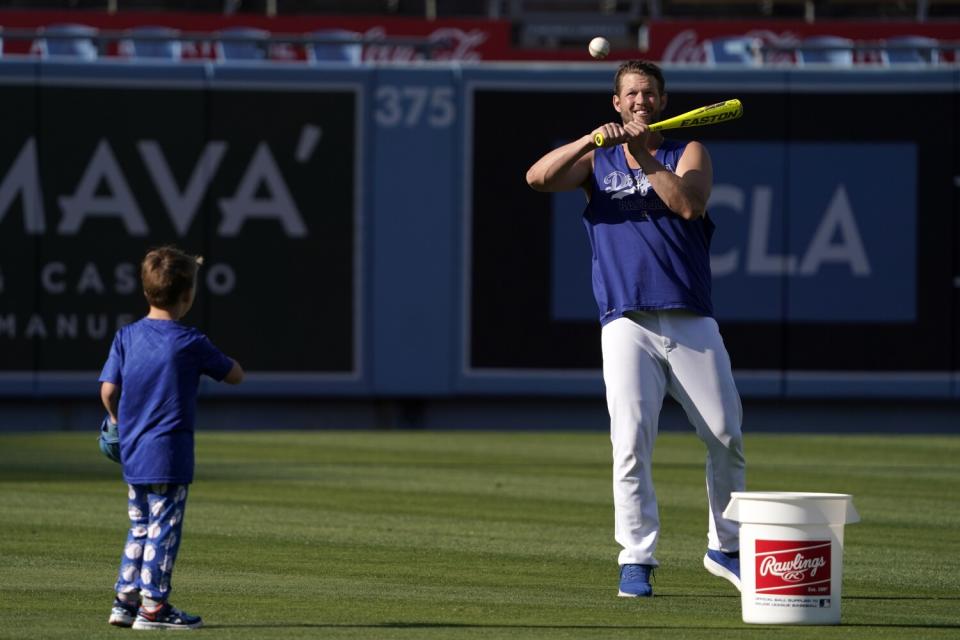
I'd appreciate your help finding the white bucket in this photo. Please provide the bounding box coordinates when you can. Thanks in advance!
[723,492,859,625]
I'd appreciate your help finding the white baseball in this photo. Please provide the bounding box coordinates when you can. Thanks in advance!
[588,36,610,59]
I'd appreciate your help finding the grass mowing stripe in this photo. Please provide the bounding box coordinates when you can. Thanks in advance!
[0,431,958,639]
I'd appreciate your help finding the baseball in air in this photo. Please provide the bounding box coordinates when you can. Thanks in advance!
[588,36,610,59]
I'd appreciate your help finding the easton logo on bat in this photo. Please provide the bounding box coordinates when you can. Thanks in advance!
[755,539,832,596]
[703,100,736,111]
[679,110,740,127]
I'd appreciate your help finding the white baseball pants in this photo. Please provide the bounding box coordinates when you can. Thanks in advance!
[601,310,745,567]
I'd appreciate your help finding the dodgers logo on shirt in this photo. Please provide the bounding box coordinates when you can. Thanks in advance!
[603,168,660,200]
[603,170,643,199]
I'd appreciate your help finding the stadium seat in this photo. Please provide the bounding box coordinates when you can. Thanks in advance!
[704,36,759,66]
[796,35,854,66]
[881,35,939,65]
[214,27,269,62]
[119,26,182,60]
[306,29,363,64]
[32,23,99,60]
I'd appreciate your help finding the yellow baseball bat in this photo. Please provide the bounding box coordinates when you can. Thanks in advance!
[593,98,743,147]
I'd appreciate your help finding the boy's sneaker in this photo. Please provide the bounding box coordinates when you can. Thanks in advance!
[703,549,742,591]
[131,602,203,630]
[108,599,139,627]
[618,563,654,597]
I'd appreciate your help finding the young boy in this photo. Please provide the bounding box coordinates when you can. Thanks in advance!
[100,246,244,630]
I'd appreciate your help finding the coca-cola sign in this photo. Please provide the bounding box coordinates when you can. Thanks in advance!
[0,10,508,61]
[361,26,488,62]
[755,540,831,596]
[659,28,804,65]
[650,20,960,64]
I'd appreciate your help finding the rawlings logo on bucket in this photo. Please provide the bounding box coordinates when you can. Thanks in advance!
[755,540,831,596]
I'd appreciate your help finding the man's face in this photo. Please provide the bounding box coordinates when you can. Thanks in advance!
[613,72,667,126]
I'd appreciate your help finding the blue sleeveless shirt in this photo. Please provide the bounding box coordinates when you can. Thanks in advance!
[584,140,715,325]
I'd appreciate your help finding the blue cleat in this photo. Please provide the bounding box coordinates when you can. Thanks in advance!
[618,563,654,597]
[703,549,741,591]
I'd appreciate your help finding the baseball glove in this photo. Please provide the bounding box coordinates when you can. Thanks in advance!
[98,415,121,463]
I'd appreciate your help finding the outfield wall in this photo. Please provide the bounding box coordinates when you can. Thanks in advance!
[0,60,958,399]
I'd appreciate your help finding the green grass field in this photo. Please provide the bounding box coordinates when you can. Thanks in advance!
[1,430,958,639]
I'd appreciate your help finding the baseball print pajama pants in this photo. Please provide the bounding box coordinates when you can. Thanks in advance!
[115,483,189,604]
[602,310,746,567]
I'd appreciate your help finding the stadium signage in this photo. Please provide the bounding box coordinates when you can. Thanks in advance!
[0,11,508,62]
[0,79,358,376]
[0,137,308,239]
[709,184,871,279]
[359,26,488,62]
[0,12,957,63]
[651,21,960,65]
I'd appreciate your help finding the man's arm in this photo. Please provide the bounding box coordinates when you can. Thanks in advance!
[100,381,120,423]
[632,139,713,220]
[525,134,596,193]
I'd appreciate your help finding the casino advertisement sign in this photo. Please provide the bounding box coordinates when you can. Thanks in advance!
[0,77,360,381]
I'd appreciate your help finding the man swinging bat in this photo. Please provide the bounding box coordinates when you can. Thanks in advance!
[525,59,746,598]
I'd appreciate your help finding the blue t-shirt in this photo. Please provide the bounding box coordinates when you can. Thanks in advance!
[99,318,234,485]
[584,140,715,325]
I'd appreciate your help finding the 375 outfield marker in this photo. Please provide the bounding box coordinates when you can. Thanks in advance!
[593,99,743,147]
